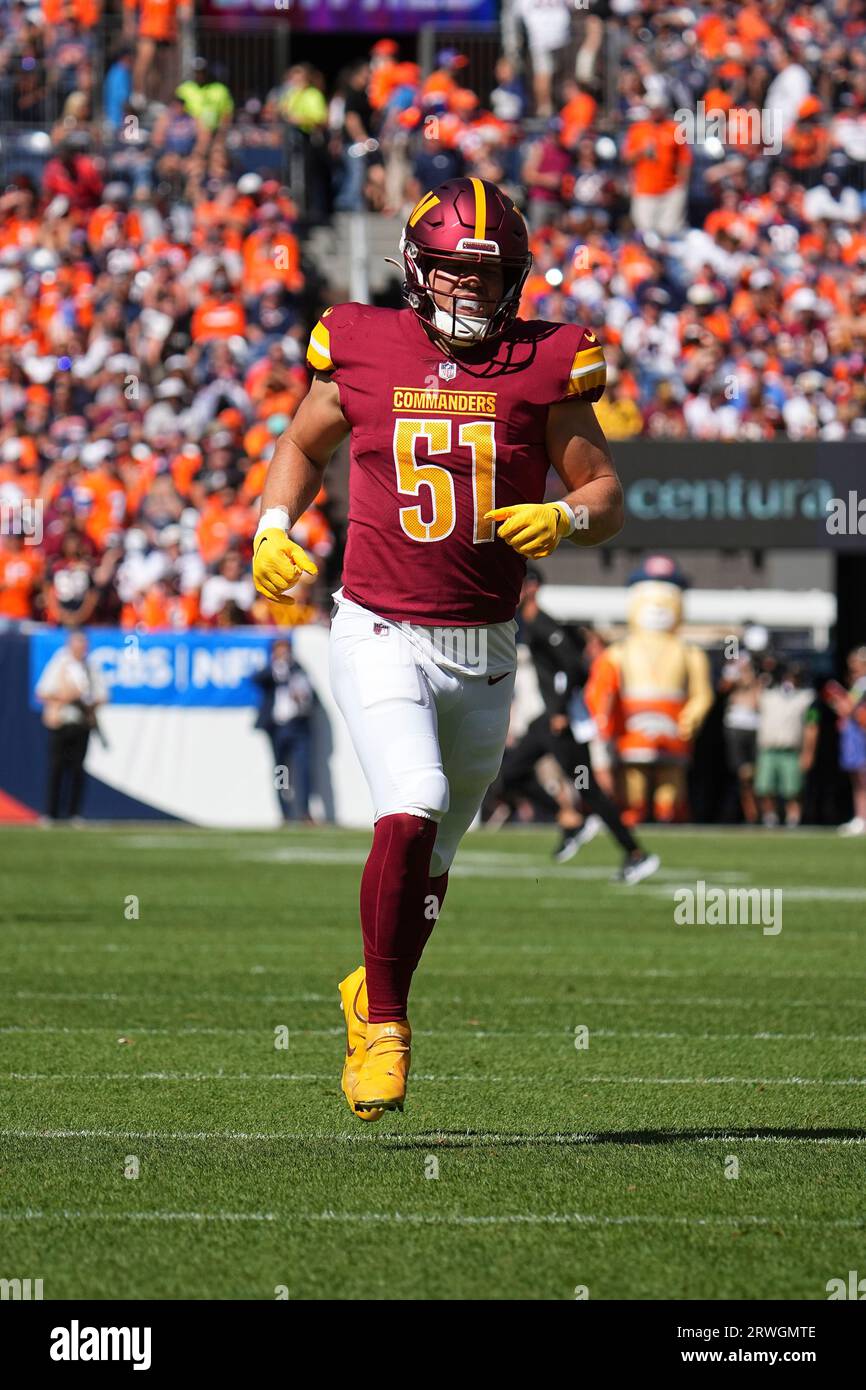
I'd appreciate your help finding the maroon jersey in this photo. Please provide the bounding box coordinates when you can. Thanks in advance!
[306,304,606,625]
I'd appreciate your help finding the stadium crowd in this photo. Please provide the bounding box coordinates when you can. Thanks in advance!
[0,0,865,633]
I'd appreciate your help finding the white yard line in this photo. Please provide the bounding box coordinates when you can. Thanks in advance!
[5,990,332,1003]
[239,849,756,884]
[0,1209,276,1223]
[72,824,845,842]
[461,994,860,1008]
[5,1071,866,1085]
[2,1024,864,1041]
[5,946,866,982]
[5,988,860,1008]
[0,1207,861,1230]
[2,1127,864,1145]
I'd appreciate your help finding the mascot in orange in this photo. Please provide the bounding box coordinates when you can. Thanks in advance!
[585,556,712,822]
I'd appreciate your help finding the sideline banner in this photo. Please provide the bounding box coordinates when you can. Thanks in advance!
[28,629,272,710]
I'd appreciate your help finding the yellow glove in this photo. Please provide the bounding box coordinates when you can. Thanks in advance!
[485,501,574,559]
[253,527,318,603]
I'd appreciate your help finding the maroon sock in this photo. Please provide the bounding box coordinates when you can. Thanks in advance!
[360,813,438,1023]
[414,870,449,967]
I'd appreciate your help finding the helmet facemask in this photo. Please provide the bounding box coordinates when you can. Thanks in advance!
[400,233,530,344]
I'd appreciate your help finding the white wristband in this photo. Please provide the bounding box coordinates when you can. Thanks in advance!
[553,500,578,536]
[255,506,291,540]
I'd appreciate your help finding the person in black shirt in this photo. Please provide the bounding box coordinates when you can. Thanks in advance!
[334,61,377,212]
[499,571,660,884]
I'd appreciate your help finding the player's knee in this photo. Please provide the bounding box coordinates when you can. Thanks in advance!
[406,769,450,821]
[384,768,449,822]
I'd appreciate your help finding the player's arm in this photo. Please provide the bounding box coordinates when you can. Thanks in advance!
[253,374,350,603]
[486,399,623,558]
[545,398,623,547]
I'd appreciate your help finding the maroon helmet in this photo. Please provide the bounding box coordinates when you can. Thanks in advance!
[398,177,531,343]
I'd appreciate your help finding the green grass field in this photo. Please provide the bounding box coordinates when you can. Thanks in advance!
[1,823,864,1301]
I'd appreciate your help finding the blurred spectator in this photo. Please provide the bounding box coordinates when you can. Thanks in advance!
[333,60,375,212]
[410,123,465,200]
[42,136,103,213]
[45,531,101,626]
[824,647,866,836]
[0,531,43,620]
[192,269,248,343]
[123,0,189,110]
[522,123,572,230]
[719,652,761,824]
[593,367,644,438]
[278,63,327,135]
[253,636,315,821]
[176,57,234,183]
[490,55,527,125]
[784,96,832,183]
[754,664,815,827]
[623,93,692,236]
[199,548,255,624]
[559,79,597,150]
[514,0,573,118]
[103,47,133,134]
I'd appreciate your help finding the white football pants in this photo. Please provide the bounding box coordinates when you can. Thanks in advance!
[329,599,516,877]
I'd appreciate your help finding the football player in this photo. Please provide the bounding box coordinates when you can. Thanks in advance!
[252,177,623,1119]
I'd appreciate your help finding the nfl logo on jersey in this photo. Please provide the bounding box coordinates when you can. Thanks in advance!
[438,361,457,381]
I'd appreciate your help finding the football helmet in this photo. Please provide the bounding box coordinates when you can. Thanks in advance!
[398,177,531,343]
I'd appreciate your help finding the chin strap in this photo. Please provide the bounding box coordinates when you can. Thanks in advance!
[431,303,489,341]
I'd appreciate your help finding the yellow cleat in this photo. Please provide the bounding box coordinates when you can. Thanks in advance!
[338,966,383,1123]
[352,1020,412,1115]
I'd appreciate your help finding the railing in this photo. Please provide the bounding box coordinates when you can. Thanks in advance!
[195,22,290,109]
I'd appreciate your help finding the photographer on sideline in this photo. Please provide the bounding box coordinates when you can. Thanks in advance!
[35,631,108,822]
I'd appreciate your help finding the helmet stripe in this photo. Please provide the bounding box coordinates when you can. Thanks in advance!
[408,191,440,227]
[470,177,486,239]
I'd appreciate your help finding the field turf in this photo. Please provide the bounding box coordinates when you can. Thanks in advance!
[1,823,864,1301]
